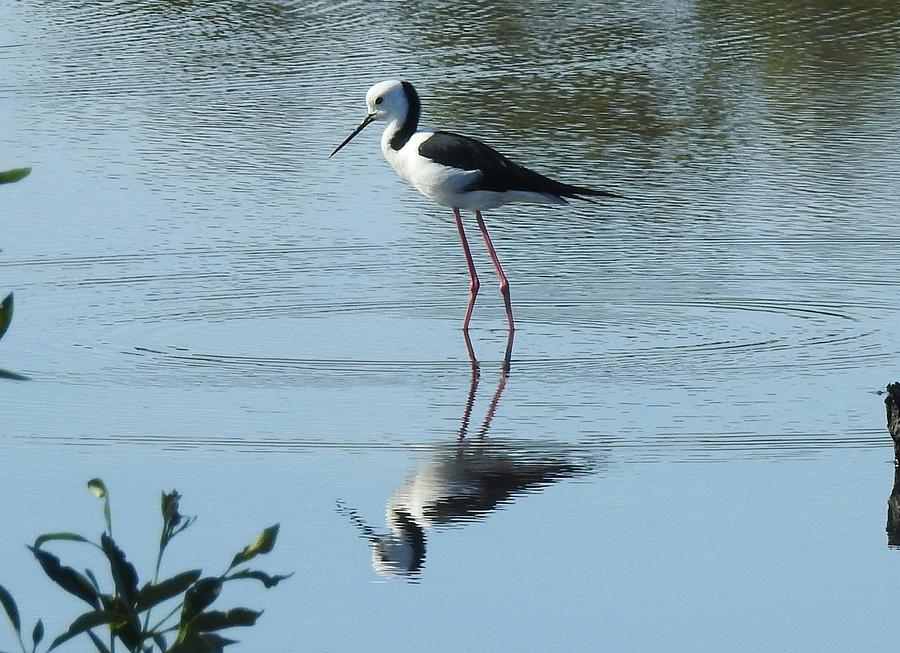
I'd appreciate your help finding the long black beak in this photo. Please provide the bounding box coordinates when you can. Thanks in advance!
[330,113,377,158]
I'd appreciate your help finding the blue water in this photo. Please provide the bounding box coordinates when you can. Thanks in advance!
[2,1,900,651]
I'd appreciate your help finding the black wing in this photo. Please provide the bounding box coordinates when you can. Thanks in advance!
[418,131,622,200]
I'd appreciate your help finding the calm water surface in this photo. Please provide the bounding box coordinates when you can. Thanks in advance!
[2,1,900,651]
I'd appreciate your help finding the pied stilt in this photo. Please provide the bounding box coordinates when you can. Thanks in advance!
[330,80,624,334]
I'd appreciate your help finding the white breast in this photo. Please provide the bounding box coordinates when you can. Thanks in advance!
[381,130,481,209]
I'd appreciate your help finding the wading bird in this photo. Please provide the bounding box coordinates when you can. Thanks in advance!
[331,80,623,333]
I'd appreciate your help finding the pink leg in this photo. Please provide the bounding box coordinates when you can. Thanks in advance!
[453,208,479,331]
[475,210,514,333]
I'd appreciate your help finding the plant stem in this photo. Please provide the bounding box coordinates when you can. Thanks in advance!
[148,602,181,635]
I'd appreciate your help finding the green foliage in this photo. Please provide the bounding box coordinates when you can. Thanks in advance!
[0,168,30,185]
[0,480,290,653]
[1,164,31,347]
[228,525,279,570]
[26,546,102,610]
[0,293,12,343]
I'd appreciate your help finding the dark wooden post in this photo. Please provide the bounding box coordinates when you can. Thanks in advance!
[885,383,900,545]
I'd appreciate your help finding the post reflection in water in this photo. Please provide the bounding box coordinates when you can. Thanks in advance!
[885,384,900,547]
[338,333,598,579]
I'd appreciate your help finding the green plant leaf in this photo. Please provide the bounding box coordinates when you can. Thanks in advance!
[47,610,119,651]
[0,167,31,184]
[100,533,139,605]
[179,578,222,630]
[33,532,91,548]
[229,524,280,569]
[32,619,44,648]
[225,569,293,588]
[0,293,12,342]
[135,569,202,612]
[169,631,237,653]
[85,630,112,653]
[0,583,21,634]
[85,568,101,593]
[191,608,261,632]
[27,546,101,609]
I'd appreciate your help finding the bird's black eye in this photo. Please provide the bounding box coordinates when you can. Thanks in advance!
[374,96,384,105]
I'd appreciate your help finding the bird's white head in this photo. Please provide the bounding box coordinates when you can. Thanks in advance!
[330,80,420,157]
[364,80,412,122]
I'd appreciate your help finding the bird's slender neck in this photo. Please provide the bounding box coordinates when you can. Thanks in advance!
[388,81,421,151]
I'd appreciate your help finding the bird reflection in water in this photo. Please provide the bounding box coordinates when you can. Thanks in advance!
[338,331,597,578]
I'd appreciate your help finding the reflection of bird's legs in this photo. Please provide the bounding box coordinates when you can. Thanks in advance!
[460,329,513,440]
[478,368,508,439]
[458,331,480,440]
[476,330,514,439]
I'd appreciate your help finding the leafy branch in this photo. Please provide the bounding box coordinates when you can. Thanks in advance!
[0,168,30,185]
[0,479,290,653]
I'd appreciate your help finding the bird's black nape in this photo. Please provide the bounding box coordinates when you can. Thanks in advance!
[389,81,421,151]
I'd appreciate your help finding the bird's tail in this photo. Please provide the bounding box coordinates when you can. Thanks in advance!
[563,184,629,201]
